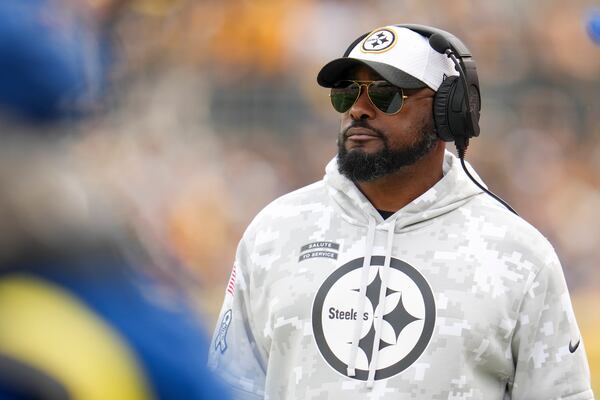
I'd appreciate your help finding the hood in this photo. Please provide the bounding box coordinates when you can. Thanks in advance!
[324,150,484,231]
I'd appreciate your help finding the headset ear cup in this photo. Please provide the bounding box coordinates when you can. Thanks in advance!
[433,76,457,142]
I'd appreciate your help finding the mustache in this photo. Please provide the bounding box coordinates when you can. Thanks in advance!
[341,120,385,139]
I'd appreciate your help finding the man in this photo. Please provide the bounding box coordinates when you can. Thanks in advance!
[209,25,593,399]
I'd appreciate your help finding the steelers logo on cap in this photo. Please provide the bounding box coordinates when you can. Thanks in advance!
[361,28,396,53]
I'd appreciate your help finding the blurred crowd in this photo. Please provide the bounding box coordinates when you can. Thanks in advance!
[91,0,600,309]
[0,0,598,395]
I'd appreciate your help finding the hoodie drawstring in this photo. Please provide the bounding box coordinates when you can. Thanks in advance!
[346,216,397,389]
[366,219,396,388]
[346,216,376,377]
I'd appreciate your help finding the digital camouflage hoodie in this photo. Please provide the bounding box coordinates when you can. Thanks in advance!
[209,151,593,400]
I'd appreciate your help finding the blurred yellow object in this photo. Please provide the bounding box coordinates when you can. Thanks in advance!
[85,0,182,16]
[208,0,288,73]
[0,275,152,400]
[130,0,183,16]
[572,292,600,395]
[166,182,234,281]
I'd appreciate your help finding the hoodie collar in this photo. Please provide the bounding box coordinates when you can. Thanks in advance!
[323,150,483,231]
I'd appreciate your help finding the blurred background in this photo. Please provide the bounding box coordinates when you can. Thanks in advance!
[0,0,598,394]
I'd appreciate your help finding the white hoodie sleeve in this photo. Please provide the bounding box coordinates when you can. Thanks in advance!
[508,250,593,400]
[208,239,266,400]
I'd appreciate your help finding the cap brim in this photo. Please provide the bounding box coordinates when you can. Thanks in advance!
[317,58,427,89]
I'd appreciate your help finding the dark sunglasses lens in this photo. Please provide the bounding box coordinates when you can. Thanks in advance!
[330,83,360,113]
[368,82,404,114]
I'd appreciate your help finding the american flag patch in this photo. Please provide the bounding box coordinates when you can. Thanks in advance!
[226,265,237,296]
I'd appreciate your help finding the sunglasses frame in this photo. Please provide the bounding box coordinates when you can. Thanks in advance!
[329,80,409,115]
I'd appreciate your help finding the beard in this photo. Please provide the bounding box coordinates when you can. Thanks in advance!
[337,119,438,182]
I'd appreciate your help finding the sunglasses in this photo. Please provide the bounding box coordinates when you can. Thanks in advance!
[330,80,408,115]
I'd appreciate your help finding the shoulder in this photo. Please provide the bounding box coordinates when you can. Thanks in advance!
[243,180,328,237]
[463,194,560,273]
[265,180,327,209]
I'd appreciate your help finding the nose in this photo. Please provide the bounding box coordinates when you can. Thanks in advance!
[349,85,376,120]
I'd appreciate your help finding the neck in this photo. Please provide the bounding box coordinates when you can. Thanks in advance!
[355,142,445,212]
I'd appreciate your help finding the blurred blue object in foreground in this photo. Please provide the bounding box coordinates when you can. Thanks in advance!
[0,238,229,400]
[0,0,233,398]
[0,0,112,123]
[586,9,600,45]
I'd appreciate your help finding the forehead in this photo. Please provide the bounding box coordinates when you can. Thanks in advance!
[343,65,384,81]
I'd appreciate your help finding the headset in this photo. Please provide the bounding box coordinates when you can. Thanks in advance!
[343,24,517,215]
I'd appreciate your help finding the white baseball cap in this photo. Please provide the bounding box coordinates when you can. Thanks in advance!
[317,25,458,91]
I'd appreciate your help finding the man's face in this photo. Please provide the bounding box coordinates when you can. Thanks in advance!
[336,66,439,182]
